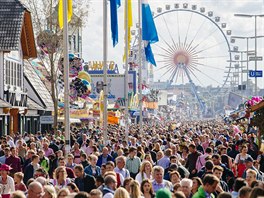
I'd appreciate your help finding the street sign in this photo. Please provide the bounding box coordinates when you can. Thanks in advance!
[242,70,248,73]
[247,51,256,56]
[249,56,263,61]
[40,116,54,124]
[249,70,263,77]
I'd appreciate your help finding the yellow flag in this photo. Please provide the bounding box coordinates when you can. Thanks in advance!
[58,0,73,29]
[123,0,133,62]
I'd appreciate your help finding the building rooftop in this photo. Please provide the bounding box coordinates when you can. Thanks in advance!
[24,60,54,111]
[0,0,37,58]
[27,97,45,110]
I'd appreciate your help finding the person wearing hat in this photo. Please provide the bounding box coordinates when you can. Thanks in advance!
[0,164,15,198]
[242,156,262,181]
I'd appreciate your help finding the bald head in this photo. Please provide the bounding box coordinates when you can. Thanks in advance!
[28,181,44,198]
[28,181,42,189]
[35,176,48,186]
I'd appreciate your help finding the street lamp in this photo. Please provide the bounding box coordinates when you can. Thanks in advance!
[234,14,264,95]
[231,35,264,94]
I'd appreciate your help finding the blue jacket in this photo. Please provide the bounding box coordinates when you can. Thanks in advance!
[84,164,101,177]
[96,154,113,167]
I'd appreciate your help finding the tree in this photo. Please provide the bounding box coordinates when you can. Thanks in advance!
[22,0,89,130]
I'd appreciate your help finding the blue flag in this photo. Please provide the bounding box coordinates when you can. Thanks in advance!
[142,0,159,66]
[144,42,156,66]
[110,0,121,47]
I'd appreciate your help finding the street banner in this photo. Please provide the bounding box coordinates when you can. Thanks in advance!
[70,109,89,119]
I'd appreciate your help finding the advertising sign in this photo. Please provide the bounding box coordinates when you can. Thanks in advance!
[70,109,89,119]
[89,71,137,101]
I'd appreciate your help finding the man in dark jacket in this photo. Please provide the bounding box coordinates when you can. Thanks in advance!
[24,154,40,184]
[74,164,96,193]
[22,150,35,171]
[212,154,234,182]
[185,144,201,178]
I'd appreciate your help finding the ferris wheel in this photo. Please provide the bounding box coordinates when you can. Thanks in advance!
[149,3,234,115]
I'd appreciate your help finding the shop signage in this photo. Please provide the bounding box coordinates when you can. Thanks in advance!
[40,116,54,124]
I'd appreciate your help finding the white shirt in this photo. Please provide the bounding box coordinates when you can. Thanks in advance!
[103,193,114,198]
[7,139,15,148]
[135,172,153,184]
[0,176,15,194]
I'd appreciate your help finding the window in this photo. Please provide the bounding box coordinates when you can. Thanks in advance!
[5,61,10,84]
[5,60,22,87]
[10,62,14,85]
[18,64,22,87]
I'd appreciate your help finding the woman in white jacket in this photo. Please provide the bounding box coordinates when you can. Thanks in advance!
[0,164,15,198]
[135,161,153,185]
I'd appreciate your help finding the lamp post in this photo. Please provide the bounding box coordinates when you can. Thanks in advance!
[231,35,264,94]
[234,14,264,95]
[231,36,250,92]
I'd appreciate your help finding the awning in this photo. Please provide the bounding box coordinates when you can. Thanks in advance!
[0,99,11,108]
[58,117,81,123]
[27,98,45,110]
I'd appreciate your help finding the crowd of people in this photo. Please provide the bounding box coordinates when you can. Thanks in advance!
[0,120,264,198]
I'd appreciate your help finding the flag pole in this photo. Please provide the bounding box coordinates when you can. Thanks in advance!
[103,0,108,145]
[124,0,129,142]
[138,0,143,134]
[63,0,71,154]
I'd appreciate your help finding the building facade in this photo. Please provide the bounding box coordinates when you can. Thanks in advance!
[0,0,43,136]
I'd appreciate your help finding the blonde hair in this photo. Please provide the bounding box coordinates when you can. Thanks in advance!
[14,172,24,181]
[11,190,26,198]
[130,180,142,198]
[114,187,130,198]
[139,161,152,174]
[90,189,103,197]
[115,156,126,164]
[246,169,257,178]
[53,166,67,180]
[104,171,116,178]
[44,185,57,198]
[57,188,70,197]
[89,154,98,161]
